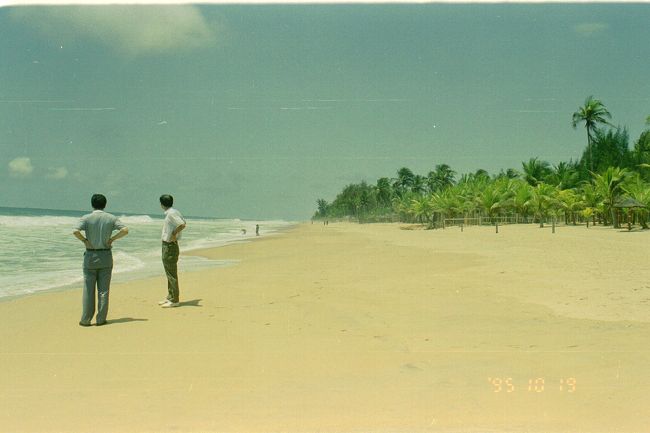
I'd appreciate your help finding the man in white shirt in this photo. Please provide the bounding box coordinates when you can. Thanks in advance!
[159,194,186,308]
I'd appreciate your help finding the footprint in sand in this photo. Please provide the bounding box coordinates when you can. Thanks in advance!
[401,363,423,372]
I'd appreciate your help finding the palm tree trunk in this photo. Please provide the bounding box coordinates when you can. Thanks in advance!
[612,207,619,228]
[586,129,594,172]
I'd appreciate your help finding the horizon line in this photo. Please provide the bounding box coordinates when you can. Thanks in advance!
[0,205,292,221]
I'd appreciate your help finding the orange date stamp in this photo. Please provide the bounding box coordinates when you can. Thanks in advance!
[487,377,577,393]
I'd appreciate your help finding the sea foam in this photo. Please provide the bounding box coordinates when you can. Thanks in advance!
[118,215,157,224]
[0,208,294,300]
[0,215,80,227]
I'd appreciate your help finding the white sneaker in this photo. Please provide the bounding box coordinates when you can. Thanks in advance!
[158,300,170,305]
[161,301,180,308]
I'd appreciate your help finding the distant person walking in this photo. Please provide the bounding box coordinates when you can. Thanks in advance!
[159,194,186,308]
[73,194,129,326]
[255,224,260,236]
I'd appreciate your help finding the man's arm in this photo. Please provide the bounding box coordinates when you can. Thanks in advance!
[73,230,93,249]
[107,227,129,248]
[170,223,186,242]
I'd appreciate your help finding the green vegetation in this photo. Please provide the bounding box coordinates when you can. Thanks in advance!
[314,98,650,229]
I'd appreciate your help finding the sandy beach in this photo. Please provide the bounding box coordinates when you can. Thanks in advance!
[1,222,649,433]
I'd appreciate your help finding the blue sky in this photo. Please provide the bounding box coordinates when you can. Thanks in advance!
[1,4,649,219]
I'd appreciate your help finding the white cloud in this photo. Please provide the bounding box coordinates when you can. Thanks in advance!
[46,167,69,180]
[574,22,609,38]
[9,5,218,56]
[8,157,34,178]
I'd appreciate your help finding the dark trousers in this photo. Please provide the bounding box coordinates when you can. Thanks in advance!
[162,241,180,303]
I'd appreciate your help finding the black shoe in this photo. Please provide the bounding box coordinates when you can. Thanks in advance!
[79,321,91,327]
[96,321,107,326]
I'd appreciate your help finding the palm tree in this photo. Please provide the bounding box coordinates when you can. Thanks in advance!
[473,168,490,181]
[586,127,631,173]
[409,195,434,225]
[393,167,415,196]
[496,168,520,180]
[475,180,510,223]
[591,167,630,228]
[316,199,329,218]
[572,96,613,171]
[412,174,427,195]
[428,164,456,192]
[547,161,580,190]
[579,183,602,226]
[522,157,551,186]
[633,131,650,180]
[392,192,417,223]
[430,188,462,227]
[511,180,533,223]
[358,187,371,222]
[376,177,393,207]
[525,183,558,227]
[557,189,584,225]
[452,182,477,221]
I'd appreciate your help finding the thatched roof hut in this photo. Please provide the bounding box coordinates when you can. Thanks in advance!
[613,197,647,208]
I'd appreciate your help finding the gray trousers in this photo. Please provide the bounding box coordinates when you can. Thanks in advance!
[81,250,113,325]
[162,241,180,303]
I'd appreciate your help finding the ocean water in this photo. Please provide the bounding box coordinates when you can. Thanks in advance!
[0,207,293,300]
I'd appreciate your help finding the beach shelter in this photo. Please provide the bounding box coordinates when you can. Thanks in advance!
[613,197,647,230]
[613,197,647,208]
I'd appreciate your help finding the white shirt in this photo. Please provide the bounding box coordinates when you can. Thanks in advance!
[161,207,186,242]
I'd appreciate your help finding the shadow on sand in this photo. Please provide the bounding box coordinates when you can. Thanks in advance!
[104,317,149,325]
[617,227,647,233]
[178,299,202,307]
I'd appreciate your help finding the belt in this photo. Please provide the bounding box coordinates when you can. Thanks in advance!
[86,248,111,251]
[162,241,178,245]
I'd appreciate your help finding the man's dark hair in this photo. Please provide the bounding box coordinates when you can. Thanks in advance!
[159,194,174,208]
[91,194,107,210]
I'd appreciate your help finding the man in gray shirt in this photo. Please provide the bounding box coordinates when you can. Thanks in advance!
[73,194,129,326]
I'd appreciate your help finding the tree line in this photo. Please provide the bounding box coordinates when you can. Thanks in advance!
[314,97,650,229]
